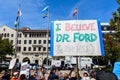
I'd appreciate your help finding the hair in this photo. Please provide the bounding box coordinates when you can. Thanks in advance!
[19,74,27,80]
[83,72,89,77]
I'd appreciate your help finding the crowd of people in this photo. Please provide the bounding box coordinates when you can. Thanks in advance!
[0,64,97,80]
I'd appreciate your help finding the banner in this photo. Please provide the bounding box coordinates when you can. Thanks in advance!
[50,20,104,56]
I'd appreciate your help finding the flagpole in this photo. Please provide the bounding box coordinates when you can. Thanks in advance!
[15,5,21,58]
[46,4,50,67]
[15,19,19,58]
[73,6,80,80]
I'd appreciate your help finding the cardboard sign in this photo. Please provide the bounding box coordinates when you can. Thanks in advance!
[50,20,104,56]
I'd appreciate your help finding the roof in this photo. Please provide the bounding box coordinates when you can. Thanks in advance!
[14,27,50,33]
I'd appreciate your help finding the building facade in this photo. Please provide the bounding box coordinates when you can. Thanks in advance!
[0,26,50,65]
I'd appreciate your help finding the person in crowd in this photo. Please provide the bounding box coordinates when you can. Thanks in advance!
[90,71,96,80]
[55,67,61,77]
[48,68,59,80]
[63,72,69,80]
[37,66,46,80]
[1,70,11,80]
[1,70,6,80]
[10,72,19,80]
[81,72,90,80]
[0,73,2,80]
[28,70,37,80]
[19,74,28,80]
[69,71,77,80]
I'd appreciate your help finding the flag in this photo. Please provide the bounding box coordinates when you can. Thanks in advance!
[73,8,78,16]
[41,5,49,13]
[43,13,48,18]
[18,8,22,17]
[14,16,19,27]
[14,6,22,27]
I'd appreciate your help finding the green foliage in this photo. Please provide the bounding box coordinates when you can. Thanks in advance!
[0,37,14,62]
[105,0,120,66]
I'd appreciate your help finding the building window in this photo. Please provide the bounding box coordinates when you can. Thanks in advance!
[43,47,46,51]
[23,47,26,51]
[48,47,50,51]
[11,40,13,44]
[48,40,50,44]
[33,47,36,51]
[11,34,14,37]
[7,33,9,37]
[29,40,32,44]
[17,47,21,52]
[25,34,27,37]
[38,40,41,44]
[24,40,27,44]
[34,40,36,44]
[18,33,22,38]
[28,47,31,51]
[38,47,41,51]
[18,40,21,44]
[43,40,46,44]
[1,34,3,37]
[4,33,6,37]
[29,33,32,37]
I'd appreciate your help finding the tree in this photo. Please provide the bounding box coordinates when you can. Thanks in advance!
[0,36,14,62]
[106,0,120,65]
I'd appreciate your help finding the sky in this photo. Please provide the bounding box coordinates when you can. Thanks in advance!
[0,0,119,30]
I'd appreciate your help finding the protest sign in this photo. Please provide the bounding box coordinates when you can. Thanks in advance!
[20,62,29,78]
[9,58,17,69]
[50,20,104,56]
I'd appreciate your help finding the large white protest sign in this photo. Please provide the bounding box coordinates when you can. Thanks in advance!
[50,20,104,56]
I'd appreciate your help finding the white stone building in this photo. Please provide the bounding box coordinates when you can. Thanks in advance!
[0,26,50,65]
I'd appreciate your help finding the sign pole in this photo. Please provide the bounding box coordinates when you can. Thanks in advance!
[76,56,79,80]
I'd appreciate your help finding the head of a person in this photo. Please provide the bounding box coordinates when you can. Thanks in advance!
[83,72,89,77]
[30,70,36,77]
[1,70,6,75]
[71,71,77,78]
[13,71,19,78]
[63,72,69,79]
[19,74,27,80]
[50,68,56,74]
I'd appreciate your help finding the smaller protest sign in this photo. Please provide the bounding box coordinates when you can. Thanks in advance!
[20,62,29,78]
[9,58,17,69]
